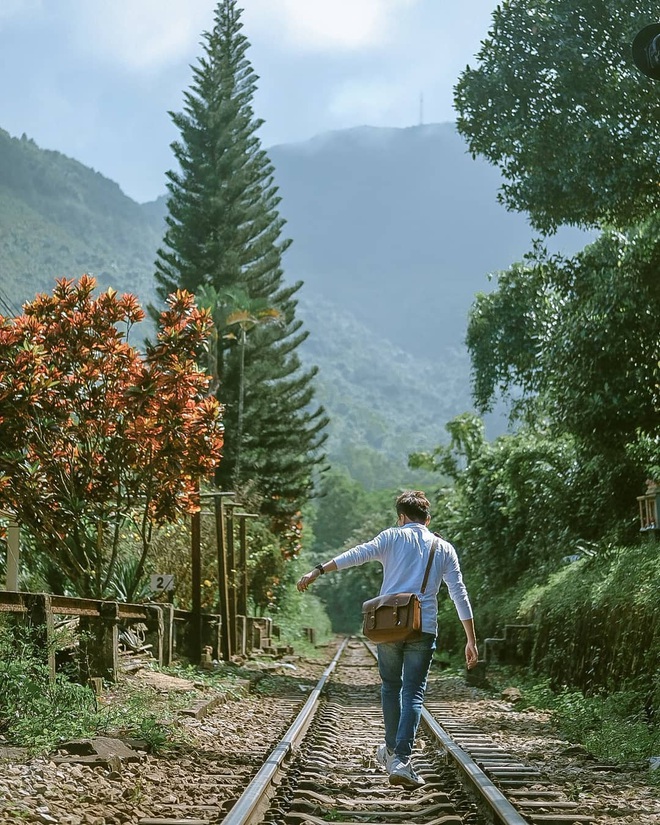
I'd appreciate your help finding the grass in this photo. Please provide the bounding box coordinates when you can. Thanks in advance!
[486,665,660,776]
[0,625,200,755]
[0,618,298,756]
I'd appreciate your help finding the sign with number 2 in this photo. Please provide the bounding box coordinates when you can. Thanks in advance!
[150,574,174,592]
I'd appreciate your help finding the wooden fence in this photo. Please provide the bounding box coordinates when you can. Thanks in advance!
[0,590,277,682]
[0,490,279,681]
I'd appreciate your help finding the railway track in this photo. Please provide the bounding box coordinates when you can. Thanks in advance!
[213,638,599,825]
[3,637,654,824]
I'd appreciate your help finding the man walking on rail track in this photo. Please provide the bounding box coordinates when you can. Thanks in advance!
[297,490,478,790]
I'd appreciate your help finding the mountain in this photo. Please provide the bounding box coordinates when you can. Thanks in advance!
[0,123,590,485]
[0,129,162,312]
[269,124,590,358]
[297,294,472,487]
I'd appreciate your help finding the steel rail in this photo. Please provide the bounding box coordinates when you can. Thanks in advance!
[221,636,350,825]
[421,705,529,825]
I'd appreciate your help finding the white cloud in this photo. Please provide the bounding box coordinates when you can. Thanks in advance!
[39,1,422,74]
[327,76,411,124]
[244,0,420,52]
[69,0,214,72]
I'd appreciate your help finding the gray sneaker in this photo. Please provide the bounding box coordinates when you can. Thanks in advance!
[388,756,425,789]
[375,742,394,770]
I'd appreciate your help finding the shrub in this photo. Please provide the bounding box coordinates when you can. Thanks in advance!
[0,622,173,753]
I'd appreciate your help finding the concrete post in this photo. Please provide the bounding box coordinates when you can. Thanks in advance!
[144,605,164,666]
[80,601,119,683]
[190,510,202,664]
[160,603,174,666]
[24,593,56,680]
[215,496,232,661]
[235,614,247,657]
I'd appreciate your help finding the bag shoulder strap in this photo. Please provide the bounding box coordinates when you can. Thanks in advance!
[419,537,438,594]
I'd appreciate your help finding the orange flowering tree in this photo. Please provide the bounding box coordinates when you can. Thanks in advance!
[0,275,224,598]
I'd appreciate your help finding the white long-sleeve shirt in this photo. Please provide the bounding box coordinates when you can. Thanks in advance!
[332,522,473,636]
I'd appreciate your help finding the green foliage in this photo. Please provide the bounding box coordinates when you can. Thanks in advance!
[133,715,170,752]
[139,517,207,611]
[0,120,509,495]
[415,414,595,596]
[464,222,660,550]
[325,444,435,495]
[0,625,98,751]
[246,519,297,614]
[518,543,660,700]
[105,551,154,604]
[310,469,372,557]
[410,412,487,477]
[143,504,294,616]
[0,130,162,313]
[0,623,184,754]
[454,0,660,231]
[468,226,660,450]
[466,251,556,416]
[315,563,382,635]
[435,596,470,657]
[309,482,399,633]
[153,0,327,530]
[271,584,333,649]
[11,529,71,595]
[550,688,659,763]
[500,672,660,765]
[107,682,180,753]
[299,295,471,488]
[0,278,223,598]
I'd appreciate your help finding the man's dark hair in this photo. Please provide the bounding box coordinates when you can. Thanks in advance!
[396,490,431,524]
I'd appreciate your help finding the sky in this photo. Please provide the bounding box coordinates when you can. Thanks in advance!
[0,1,499,203]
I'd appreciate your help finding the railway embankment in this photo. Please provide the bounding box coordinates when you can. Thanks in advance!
[0,638,658,824]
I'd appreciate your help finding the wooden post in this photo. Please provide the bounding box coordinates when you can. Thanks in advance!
[6,520,19,591]
[235,614,247,657]
[190,510,202,664]
[214,495,232,661]
[226,505,237,650]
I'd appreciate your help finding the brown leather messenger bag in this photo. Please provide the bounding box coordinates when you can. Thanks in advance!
[361,538,438,644]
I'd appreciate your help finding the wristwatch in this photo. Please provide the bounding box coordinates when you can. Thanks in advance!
[314,563,325,575]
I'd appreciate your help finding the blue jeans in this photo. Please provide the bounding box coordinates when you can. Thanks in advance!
[377,632,436,759]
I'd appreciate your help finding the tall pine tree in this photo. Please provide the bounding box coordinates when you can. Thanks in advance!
[154,0,327,531]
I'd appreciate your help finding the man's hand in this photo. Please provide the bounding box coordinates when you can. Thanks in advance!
[296,569,320,592]
[465,641,479,670]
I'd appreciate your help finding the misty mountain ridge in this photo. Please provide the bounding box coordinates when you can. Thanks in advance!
[269,122,590,358]
[0,122,590,484]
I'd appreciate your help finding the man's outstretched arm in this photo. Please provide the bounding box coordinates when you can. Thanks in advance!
[297,560,338,591]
